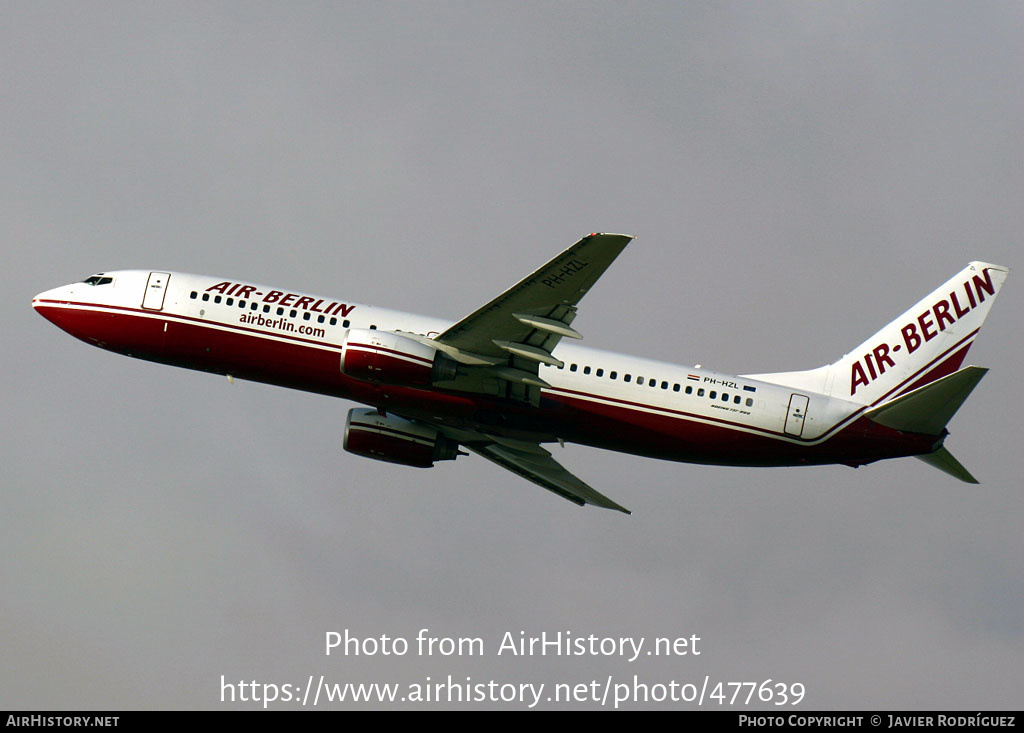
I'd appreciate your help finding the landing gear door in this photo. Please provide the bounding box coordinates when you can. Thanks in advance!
[785,394,809,437]
[142,272,170,311]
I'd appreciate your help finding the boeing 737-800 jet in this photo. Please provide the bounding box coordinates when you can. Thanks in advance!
[33,234,1008,514]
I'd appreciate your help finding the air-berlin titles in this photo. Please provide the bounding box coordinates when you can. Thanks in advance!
[849,267,996,396]
[205,281,356,318]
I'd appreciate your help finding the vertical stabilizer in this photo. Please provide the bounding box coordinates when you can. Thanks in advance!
[748,262,1008,405]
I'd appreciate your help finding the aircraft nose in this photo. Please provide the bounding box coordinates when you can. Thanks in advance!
[32,285,75,328]
[34,283,64,302]
[33,287,57,311]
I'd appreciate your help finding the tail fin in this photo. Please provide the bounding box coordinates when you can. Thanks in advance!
[748,262,1008,406]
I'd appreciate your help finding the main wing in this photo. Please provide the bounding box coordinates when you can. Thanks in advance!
[427,233,634,512]
[433,233,633,404]
[468,441,630,514]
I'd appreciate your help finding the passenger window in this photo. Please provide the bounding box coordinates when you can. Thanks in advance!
[685,386,693,395]
[202,293,210,301]
[251,302,258,311]
[303,312,311,321]
[330,317,338,326]
[596,368,603,377]
[214,295,222,304]
[190,292,197,300]
[570,364,578,372]
[226,297,233,306]
[624,375,632,383]
[697,388,705,397]
[277,307,284,316]
[263,305,270,313]
[734,395,741,404]
[317,315,325,323]
[722,393,729,402]
[342,320,350,328]
[745,398,753,407]
[710,391,717,399]
[583,366,591,375]
[661,381,668,389]
[290,309,297,318]
[637,377,644,386]
[610,371,617,380]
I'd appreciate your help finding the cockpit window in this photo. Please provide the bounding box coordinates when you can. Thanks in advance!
[82,274,113,286]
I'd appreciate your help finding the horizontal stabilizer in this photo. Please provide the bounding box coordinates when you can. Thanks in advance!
[916,447,979,484]
[865,366,987,435]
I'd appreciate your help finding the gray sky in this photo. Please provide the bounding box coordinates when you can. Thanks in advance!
[3,2,1021,709]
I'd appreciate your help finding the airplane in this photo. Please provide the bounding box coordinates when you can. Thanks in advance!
[32,234,1008,514]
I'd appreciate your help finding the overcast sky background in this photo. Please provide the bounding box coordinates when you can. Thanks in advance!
[3,2,1021,710]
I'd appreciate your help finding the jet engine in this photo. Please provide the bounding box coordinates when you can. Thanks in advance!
[340,328,457,386]
[343,408,462,468]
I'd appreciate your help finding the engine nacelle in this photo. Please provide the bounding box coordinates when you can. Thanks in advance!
[343,408,461,468]
[340,328,457,386]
